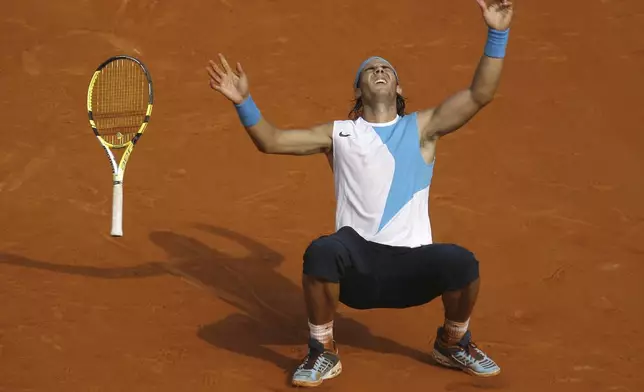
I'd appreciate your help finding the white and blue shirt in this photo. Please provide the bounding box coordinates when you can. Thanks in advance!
[331,113,435,248]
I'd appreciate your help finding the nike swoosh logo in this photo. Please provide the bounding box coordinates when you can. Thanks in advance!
[339,132,351,137]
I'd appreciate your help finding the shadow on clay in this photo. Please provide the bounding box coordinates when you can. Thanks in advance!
[0,224,433,382]
[151,224,432,379]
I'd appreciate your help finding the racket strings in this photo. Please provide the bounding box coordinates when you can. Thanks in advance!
[92,58,149,144]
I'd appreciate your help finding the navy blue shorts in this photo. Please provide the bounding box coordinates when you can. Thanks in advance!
[302,226,480,310]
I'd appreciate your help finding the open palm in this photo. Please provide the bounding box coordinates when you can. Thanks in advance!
[207,53,249,105]
[477,0,514,31]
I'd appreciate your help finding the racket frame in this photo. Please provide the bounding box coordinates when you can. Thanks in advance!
[86,55,154,237]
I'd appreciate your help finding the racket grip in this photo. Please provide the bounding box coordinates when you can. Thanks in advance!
[111,182,124,237]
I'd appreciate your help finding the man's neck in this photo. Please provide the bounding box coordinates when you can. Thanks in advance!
[361,103,398,124]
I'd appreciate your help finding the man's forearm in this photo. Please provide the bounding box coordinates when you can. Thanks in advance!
[234,95,279,152]
[469,27,509,105]
[469,55,504,106]
[245,119,281,153]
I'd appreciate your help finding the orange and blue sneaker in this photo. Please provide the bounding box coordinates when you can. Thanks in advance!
[292,338,342,387]
[431,327,501,377]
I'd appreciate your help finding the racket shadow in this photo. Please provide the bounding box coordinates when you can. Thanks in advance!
[149,225,432,377]
[0,252,166,278]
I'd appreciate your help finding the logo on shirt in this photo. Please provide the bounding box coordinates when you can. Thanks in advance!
[339,132,351,137]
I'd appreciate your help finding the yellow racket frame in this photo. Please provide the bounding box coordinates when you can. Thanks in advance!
[86,55,154,236]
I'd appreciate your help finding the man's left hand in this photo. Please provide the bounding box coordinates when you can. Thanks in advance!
[476,0,514,31]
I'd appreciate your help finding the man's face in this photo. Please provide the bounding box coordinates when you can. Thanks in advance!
[356,59,401,102]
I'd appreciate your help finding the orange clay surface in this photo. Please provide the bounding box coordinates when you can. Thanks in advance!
[1,1,643,391]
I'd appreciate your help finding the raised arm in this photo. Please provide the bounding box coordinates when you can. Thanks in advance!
[418,0,514,140]
[207,54,333,155]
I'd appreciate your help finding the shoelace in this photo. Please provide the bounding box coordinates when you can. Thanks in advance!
[298,351,335,373]
[452,339,485,366]
[466,341,487,359]
[454,349,478,366]
[310,354,335,373]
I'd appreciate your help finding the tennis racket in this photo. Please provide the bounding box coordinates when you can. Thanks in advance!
[86,55,154,237]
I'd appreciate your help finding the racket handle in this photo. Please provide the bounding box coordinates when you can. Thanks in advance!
[111,182,124,237]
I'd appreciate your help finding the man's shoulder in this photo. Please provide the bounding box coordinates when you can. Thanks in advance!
[402,111,420,120]
[331,118,358,133]
[333,118,358,126]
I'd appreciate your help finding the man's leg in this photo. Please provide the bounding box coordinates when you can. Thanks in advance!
[443,277,480,322]
[291,227,371,387]
[370,242,500,377]
[302,275,339,351]
[440,277,480,345]
[422,245,500,377]
[434,280,500,376]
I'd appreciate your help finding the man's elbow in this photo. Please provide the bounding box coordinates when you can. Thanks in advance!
[258,143,280,154]
[472,91,495,108]
[252,138,277,154]
[251,130,281,154]
[470,83,500,107]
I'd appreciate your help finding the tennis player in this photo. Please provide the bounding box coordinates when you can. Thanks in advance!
[206,0,513,387]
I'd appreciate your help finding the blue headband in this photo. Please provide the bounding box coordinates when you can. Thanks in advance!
[354,56,399,88]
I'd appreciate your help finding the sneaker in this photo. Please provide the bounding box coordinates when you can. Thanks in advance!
[291,338,342,387]
[431,327,501,377]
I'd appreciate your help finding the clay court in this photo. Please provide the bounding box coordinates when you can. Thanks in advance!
[1,0,643,391]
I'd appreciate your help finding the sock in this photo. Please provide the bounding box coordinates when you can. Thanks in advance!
[308,320,334,346]
[443,318,470,345]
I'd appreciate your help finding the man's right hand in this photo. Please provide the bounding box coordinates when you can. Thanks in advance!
[207,53,249,105]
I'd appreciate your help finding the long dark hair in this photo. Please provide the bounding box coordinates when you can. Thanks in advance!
[348,94,407,121]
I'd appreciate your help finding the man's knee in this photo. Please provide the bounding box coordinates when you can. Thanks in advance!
[442,244,480,291]
[302,235,347,283]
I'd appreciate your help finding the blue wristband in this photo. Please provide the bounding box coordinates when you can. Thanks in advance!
[484,27,510,58]
[235,95,261,127]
